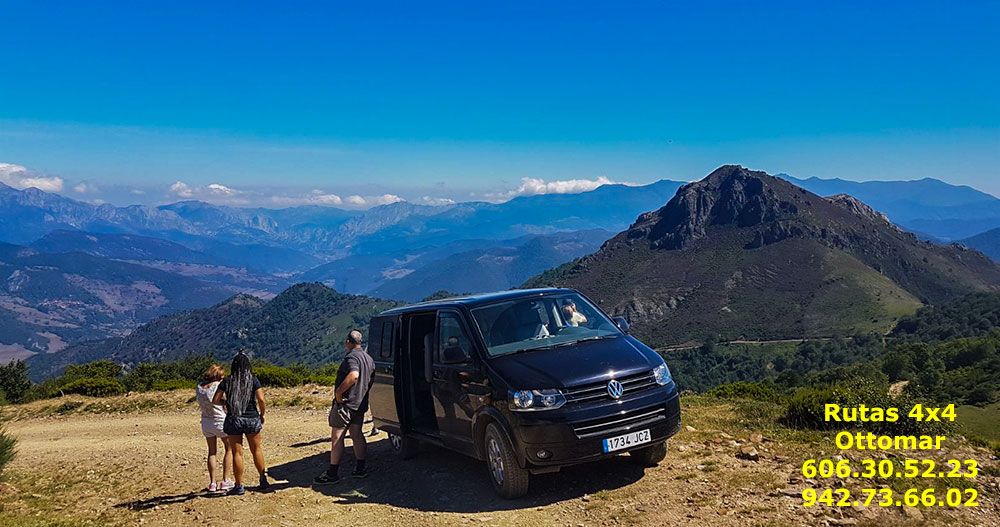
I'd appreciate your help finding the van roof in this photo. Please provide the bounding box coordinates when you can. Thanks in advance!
[378,287,579,314]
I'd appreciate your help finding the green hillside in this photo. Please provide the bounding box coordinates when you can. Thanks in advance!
[27,283,401,379]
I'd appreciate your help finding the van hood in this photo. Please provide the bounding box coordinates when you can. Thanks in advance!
[486,335,658,389]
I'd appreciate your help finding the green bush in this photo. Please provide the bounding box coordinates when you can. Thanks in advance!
[305,375,336,386]
[151,379,195,391]
[0,360,32,404]
[707,381,781,401]
[255,366,303,388]
[59,377,127,398]
[0,414,15,480]
[61,360,121,383]
[782,378,952,437]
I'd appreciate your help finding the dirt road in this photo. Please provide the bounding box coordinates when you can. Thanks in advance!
[2,389,998,526]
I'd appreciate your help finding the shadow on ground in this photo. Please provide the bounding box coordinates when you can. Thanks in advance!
[264,434,649,513]
[116,489,227,511]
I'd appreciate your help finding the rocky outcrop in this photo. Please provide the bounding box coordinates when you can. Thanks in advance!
[626,165,802,250]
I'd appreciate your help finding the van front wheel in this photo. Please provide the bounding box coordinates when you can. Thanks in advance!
[484,423,529,499]
[388,433,418,460]
[630,440,667,466]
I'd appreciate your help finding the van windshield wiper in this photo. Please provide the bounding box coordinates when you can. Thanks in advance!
[515,334,617,353]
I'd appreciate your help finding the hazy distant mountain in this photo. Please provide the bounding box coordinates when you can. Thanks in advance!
[27,283,400,380]
[0,241,234,363]
[368,230,612,301]
[30,230,292,294]
[958,228,1000,262]
[302,230,611,298]
[0,179,683,257]
[527,166,1000,347]
[780,174,1000,241]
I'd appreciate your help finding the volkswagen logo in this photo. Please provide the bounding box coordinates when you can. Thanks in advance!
[607,379,624,399]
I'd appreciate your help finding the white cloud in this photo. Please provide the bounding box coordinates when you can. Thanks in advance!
[371,194,403,206]
[130,189,146,195]
[270,190,343,207]
[420,196,456,206]
[0,162,64,192]
[485,175,619,202]
[207,183,237,195]
[169,181,193,198]
[517,175,614,196]
[73,181,100,194]
[346,195,367,206]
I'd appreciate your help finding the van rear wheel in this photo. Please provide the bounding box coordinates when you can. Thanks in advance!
[388,433,418,460]
[630,440,667,467]
[484,423,529,499]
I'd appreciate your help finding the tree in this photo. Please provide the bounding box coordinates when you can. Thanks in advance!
[0,360,32,404]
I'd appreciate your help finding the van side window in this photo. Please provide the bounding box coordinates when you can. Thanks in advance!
[380,321,395,359]
[438,313,472,364]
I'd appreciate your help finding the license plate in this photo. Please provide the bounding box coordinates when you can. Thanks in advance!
[602,429,651,452]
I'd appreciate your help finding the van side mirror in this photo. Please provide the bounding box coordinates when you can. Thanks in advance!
[613,316,630,333]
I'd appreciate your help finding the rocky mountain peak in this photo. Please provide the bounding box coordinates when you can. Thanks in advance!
[825,193,899,231]
[626,165,803,249]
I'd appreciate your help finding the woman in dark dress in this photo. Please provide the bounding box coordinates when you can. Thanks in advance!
[212,351,270,495]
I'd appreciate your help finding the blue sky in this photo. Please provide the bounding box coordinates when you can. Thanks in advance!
[0,1,997,206]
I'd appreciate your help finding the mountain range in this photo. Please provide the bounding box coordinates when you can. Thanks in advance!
[526,166,1000,347]
[0,241,235,363]
[26,282,400,381]
[5,167,1000,376]
[781,174,1000,241]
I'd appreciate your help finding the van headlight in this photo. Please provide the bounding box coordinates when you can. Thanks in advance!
[510,389,566,411]
[653,362,672,386]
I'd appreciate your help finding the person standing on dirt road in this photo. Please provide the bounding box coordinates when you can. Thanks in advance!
[196,364,234,493]
[314,329,375,485]
[213,351,270,496]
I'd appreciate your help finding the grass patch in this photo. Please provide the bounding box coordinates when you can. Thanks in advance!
[957,403,1000,442]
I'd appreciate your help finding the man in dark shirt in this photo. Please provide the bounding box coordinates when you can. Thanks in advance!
[314,329,375,484]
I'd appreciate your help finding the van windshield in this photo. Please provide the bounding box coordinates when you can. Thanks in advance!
[470,293,622,357]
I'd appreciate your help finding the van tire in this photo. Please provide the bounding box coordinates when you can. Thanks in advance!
[388,433,418,460]
[630,440,667,466]
[484,423,529,499]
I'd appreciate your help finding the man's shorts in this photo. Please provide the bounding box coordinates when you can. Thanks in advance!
[223,415,263,436]
[329,402,365,429]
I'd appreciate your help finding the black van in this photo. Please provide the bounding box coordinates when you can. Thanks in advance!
[366,288,681,498]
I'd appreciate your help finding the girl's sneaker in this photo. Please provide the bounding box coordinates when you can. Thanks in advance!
[207,482,218,492]
[227,484,245,496]
[220,480,235,491]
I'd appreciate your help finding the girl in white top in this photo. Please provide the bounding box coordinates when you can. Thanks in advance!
[196,365,233,492]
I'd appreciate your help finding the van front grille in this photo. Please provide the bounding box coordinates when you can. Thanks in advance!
[571,404,667,439]
[564,370,657,405]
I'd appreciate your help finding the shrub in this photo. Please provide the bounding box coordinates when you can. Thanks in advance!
[59,377,127,398]
[255,366,303,388]
[0,360,32,404]
[782,378,952,437]
[305,375,336,386]
[151,379,195,391]
[61,360,121,383]
[707,381,781,401]
[0,415,15,479]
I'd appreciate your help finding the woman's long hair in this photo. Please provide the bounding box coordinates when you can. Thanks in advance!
[227,352,254,416]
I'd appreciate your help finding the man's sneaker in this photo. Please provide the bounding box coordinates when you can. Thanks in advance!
[227,484,245,496]
[206,482,218,493]
[256,472,270,491]
[220,480,235,491]
[313,471,340,485]
[351,466,369,479]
